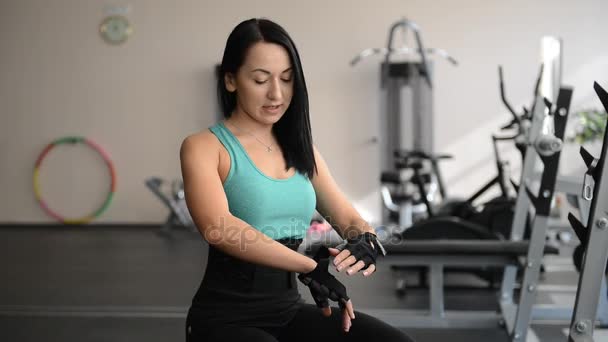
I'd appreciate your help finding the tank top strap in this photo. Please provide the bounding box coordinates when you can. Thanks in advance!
[208,121,251,181]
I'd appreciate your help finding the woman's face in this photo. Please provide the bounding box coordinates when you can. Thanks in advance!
[226,42,294,125]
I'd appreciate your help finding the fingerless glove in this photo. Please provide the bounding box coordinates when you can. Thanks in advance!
[298,246,349,309]
[340,232,387,269]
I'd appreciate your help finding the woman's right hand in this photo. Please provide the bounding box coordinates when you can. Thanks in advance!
[320,299,355,332]
[297,246,355,332]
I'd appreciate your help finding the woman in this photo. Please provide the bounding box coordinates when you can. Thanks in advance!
[181,18,413,342]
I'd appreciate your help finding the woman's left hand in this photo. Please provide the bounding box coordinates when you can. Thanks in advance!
[329,232,386,277]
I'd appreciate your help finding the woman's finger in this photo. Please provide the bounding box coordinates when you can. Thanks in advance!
[336,255,357,272]
[345,299,355,320]
[342,307,352,332]
[327,248,341,257]
[362,263,376,276]
[346,260,366,275]
[332,249,351,267]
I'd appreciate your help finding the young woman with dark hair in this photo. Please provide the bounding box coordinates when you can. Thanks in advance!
[180,18,413,342]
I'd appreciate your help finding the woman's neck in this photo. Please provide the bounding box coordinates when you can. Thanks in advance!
[225,112,274,139]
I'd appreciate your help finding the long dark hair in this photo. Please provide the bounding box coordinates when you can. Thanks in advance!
[217,18,317,178]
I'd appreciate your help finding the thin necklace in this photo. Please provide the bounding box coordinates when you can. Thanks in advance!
[226,121,274,152]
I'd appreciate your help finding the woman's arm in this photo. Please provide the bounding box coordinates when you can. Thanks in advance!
[310,145,375,239]
[180,133,316,274]
[310,145,383,276]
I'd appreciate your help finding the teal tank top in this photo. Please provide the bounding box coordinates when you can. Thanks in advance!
[209,122,317,240]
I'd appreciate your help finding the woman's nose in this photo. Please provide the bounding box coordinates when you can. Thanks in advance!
[267,79,282,100]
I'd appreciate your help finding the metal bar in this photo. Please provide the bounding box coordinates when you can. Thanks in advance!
[511,87,572,342]
[429,263,445,318]
[383,254,516,267]
[568,83,608,342]
[500,96,546,310]
[512,216,550,342]
[597,278,608,326]
[501,301,517,332]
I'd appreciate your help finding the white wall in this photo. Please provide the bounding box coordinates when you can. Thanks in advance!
[1,0,607,224]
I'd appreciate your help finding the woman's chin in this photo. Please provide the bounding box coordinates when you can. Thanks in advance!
[258,112,285,124]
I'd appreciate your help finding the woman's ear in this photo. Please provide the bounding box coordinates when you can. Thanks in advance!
[225,73,236,92]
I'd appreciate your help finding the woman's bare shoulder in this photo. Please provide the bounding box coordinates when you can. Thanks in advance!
[180,129,222,162]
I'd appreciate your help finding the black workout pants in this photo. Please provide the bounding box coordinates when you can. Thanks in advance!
[186,304,414,342]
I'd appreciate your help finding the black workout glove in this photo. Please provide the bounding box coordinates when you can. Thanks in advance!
[298,246,350,309]
[338,232,387,269]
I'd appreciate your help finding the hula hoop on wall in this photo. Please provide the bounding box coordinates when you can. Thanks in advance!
[33,136,117,224]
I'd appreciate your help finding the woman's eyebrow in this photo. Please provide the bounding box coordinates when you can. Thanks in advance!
[251,67,293,74]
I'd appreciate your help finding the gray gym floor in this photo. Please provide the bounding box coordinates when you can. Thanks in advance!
[0,225,605,342]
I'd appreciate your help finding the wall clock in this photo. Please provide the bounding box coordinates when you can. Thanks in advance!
[99,15,133,45]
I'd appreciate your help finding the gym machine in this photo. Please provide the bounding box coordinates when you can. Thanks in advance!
[351,18,457,227]
[567,82,608,342]
[367,89,572,336]
[145,177,196,234]
[384,66,544,238]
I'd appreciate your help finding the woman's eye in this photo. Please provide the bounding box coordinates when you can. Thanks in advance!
[281,78,292,83]
[254,80,267,84]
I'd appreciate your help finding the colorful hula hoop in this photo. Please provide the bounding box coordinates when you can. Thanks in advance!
[33,136,117,224]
